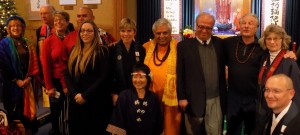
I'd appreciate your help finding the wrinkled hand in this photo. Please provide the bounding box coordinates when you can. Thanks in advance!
[179,99,189,112]
[284,50,297,60]
[75,93,86,105]
[112,94,119,106]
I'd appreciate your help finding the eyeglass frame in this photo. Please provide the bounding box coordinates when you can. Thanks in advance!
[263,88,292,94]
[265,37,282,42]
[196,25,213,31]
[80,29,94,34]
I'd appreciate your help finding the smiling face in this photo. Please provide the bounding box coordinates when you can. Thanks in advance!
[153,24,172,46]
[195,14,214,41]
[80,23,95,45]
[132,71,148,91]
[8,20,23,38]
[54,14,68,33]
[120,28,135,45]
[265,32,283,52]
[264,76,295,114]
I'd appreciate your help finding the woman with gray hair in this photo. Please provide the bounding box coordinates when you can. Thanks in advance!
[257,24,300,117]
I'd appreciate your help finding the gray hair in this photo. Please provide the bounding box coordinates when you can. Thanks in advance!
[40,4,56,15]
[259,24,291,50]
[239,13,259,27]
[152,18,172,32]
[195,12,215,25]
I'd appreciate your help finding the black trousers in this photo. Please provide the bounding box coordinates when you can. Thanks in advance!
[49,78,66,135]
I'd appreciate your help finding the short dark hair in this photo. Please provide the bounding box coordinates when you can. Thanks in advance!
[54,11,70,22]
[132,63,152,91]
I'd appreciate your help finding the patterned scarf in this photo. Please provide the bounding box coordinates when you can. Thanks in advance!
[7,37,40,120]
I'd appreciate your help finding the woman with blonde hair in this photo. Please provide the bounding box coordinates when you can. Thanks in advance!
[110,18,145,106]
[0,15,40,134]
[66,20,111,135]
[257,24,300,116]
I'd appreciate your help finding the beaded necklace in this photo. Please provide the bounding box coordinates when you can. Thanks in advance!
[153,44,170,66]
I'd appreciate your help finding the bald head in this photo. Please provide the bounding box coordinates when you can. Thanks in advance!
[40,4,55,25]
[264,74,295,114]
[77,7,95,28]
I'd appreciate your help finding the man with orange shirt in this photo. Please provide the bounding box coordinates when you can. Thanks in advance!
[143,18,181,135]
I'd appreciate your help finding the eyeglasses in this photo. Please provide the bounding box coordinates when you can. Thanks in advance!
[266,37,282,42]
[80,29,94,34]
[196,25,213,31]
[263,88,291,94]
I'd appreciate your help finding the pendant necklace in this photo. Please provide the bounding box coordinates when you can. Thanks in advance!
[235,42,256,64]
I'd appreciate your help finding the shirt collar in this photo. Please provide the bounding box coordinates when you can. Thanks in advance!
[196,37,212,45]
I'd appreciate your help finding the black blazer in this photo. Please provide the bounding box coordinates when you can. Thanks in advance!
[252,101,300,135]
[177,36,226,117]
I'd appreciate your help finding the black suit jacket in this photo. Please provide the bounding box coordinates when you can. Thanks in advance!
[253,101,300,135]
[177,36,226,117]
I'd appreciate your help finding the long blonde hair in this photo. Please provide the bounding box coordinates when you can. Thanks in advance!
[68,21,107,77]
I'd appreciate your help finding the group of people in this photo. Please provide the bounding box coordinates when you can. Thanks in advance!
[1,3,300,135]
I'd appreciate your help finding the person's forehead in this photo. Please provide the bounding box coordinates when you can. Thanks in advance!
[9,20,21,24]
[242,16,256,22]
[40,7,51,12]
[81,23,93,28]
[266,78,285,88]
[78,9,91,15]
[154,25,170,32]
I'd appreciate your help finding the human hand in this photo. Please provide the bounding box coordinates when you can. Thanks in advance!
[284,50,297,60]
[112,94,119,106]
[23,77,32,87]
[47,88,56,97]
[15,79,25,88]
[179,99,189,112]
[75,93,86,105]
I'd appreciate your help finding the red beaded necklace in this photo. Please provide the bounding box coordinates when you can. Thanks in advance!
[235,42,256,64]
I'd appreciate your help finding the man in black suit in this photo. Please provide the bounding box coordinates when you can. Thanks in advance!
[252,74,300,135]
[177,12,226,135]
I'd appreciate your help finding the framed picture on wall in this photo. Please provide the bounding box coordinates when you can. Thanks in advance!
[195,0,252,38]
[83,0,101,4]
[28,0,48,20]
[59,0,76,5]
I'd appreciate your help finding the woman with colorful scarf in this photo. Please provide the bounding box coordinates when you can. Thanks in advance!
[0,15,40,134]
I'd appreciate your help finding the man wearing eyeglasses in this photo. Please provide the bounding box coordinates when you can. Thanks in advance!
[177,12,226,135]
[252,74,300,135]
